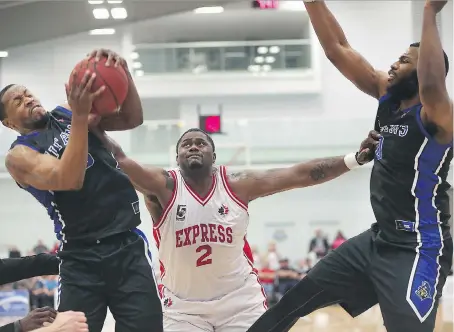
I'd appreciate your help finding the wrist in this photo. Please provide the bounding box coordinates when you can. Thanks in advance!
[343,152,361,170]
[14,320,22,332]
[71,113,89,124]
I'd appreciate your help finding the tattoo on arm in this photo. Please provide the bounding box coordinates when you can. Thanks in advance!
[309,158,341,181]
[162,170,175,191]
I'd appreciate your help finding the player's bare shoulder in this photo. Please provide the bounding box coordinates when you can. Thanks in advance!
[162,169,176,192]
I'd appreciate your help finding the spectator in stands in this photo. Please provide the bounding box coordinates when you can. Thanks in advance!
[276,258,300,297]
[295,258,311,277]
[8,245,21,258]
[31,276,57,309]
[308,229,329,258]
[251,245,262,269]
[258,260,276,298]
[266,242,280,270]
[331,230,347,250]
[33,240,49,255]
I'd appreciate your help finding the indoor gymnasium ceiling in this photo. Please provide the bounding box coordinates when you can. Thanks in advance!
[0,0,242,50]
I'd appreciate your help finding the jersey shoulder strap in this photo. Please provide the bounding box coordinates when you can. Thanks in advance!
[51,105,72,121]
[10,132,43,153]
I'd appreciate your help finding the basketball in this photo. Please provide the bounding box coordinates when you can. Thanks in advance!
[68,56,129,116]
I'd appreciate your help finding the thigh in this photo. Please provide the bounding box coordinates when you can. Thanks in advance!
[246,276,341,332]
[106,230,163,332]
[58,259,107,332]
[216,301,265,332]
[215,274,266,331]
[371,239,453,332]
[163,312,213,332]
[307,229,378,316]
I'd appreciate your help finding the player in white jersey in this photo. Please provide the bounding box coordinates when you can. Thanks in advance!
[93,127,379,332]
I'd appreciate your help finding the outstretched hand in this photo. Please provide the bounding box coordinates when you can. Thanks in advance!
[356,130,381,165]
[425,0,447,13]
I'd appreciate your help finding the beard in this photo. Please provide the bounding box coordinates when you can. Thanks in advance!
[23,112,50,130]
[387,70,419,102]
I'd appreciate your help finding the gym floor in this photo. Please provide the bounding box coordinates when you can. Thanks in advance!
[289,304,453,332]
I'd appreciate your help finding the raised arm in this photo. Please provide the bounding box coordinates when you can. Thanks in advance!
[229,130,380,202]
[6,71,103,191]
[419,0,452,141]
[87,49,143,131]
[94,130,174,206]
[6,145,85,191]
[304,0,388,99]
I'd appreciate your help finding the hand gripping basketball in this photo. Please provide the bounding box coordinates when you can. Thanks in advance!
[65,70,105,117]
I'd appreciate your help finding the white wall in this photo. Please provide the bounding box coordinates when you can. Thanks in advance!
[0,166,374,262]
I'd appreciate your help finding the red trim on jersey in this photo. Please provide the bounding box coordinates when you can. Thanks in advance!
[154,170,178,229]
[152,228,166,278]
[243,237,268,309]
[182,171,217,206]
[220,166,248,211]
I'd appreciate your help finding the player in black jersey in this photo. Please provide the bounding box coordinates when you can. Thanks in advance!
[0,49,162,332]
[247,1,453,332]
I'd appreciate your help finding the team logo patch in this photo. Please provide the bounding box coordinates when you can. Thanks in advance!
[176,205,186,222]
[218,204,229,216]
[163,297,173,308]
[415,281,432,301]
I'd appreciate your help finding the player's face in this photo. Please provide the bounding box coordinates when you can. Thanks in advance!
[1,85,48,132]
[386,47,419,99]
[177,131,215,172]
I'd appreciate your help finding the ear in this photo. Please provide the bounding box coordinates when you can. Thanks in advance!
[212,152,216,164]
[175,154,179,166]
[2,118,14,130]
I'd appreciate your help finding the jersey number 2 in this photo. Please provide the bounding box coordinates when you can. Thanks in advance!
[196,245,212,267]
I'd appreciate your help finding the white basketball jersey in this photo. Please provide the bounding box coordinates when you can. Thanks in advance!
[153,166,255,301]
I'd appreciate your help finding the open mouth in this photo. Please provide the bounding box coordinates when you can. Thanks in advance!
[29,105,42,115]
[388,70,396,82]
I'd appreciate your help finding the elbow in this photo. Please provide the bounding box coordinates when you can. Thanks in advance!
[324,45,346,65]
[123,107,144,130]
[131,112,144,128]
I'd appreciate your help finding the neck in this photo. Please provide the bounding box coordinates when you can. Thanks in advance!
[399,94,421,110]
[181,168,213,195]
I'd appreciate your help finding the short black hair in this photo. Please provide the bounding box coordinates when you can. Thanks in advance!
[0,84,15,121]
[176,128,215,154]
[410,42,449,75]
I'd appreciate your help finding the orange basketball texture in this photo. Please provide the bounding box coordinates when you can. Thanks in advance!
[68,56,129,116]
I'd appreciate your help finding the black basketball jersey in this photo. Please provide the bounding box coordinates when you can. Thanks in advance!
[370,94,453,246]
[10,106,141,242]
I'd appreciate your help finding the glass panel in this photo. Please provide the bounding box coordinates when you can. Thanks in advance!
[133,40,311,76]
[283,44,311,69]
[137,48,176,73]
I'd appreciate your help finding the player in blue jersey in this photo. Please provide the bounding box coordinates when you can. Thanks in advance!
[0,49,162,332]
[247,0,453,331]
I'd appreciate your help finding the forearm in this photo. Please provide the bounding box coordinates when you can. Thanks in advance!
[296,155,351,187]
[304,0,348,52]
[418,6,446,96]
[99,70,143,131]
[0,254,58,285]
[59,114,89,188]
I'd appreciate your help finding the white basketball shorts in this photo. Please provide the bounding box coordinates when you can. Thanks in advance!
[160,273,267,332]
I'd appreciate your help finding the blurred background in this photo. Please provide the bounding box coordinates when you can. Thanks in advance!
[0,0,452,331]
